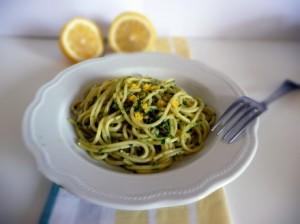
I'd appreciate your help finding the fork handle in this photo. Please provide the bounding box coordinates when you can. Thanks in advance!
[263,80,300,105]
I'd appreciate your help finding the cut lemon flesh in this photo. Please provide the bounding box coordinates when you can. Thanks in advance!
[59,18,104,62]
[109,12,156,52]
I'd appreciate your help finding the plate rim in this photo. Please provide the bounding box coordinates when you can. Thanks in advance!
[22,53,258,210]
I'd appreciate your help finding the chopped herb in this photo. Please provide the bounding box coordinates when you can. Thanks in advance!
[124,100,133,113]
[134,100,142,112]
[144,108,160,124]
[109,101,118,113]
[157,120,170,137]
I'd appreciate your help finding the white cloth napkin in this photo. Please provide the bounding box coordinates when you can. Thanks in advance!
[42,185,115,224]
[42,185,200,224]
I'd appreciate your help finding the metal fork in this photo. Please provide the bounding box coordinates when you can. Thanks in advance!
[211,80,300,144]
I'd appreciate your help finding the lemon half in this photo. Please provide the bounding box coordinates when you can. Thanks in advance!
[109,12,156,53]
[59,17,104,62]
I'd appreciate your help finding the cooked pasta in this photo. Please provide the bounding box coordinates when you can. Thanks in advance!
[70,76,216,173]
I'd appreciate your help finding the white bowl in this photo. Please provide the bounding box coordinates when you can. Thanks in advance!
[22,53,258,210]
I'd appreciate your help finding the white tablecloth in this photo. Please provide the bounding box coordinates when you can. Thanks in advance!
[0,37,299,223]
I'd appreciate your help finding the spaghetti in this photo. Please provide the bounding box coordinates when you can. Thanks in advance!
[70,76,216,173]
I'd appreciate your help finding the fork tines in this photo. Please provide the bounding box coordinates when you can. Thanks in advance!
[211,96,264,144]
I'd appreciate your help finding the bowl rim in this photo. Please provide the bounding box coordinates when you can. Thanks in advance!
[22,53,258,210]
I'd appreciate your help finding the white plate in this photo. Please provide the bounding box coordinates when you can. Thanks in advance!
[22,53,258,210]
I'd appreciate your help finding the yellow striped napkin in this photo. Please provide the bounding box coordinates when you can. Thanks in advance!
[113,37,231,224]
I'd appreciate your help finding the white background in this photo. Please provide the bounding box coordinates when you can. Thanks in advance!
[1,0,300,39]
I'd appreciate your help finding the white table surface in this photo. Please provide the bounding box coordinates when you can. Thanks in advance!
[0,37,299,224]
